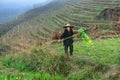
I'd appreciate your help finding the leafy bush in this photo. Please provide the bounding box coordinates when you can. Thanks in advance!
[78,28,94,47]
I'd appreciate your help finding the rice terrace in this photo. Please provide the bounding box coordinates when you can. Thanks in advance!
[0,0,120,80]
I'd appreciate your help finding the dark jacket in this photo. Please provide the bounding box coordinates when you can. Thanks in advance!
[60,29,74,46]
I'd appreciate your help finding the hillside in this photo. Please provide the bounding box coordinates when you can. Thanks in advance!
[0,0,57,37]
[0,8,28,23]
[0,0,120,52]
[96,7,120,21]
[0,0,120,79]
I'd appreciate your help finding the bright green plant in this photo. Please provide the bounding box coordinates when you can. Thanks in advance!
[78,28,94,47]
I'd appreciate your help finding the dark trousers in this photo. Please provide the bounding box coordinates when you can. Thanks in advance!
[64,44,73,56]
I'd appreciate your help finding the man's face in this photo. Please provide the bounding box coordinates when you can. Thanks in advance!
[66,27,71,31]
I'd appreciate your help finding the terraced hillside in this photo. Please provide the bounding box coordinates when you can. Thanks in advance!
[1,0,120,52]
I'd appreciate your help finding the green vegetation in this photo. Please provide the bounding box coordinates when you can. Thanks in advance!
[0,72,64,80]
[78,28,93,46]
[0,47,65,80]
[55,38,120,65]
[0,38,119,79]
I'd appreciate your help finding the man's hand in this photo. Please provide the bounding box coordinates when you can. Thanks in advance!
[58,39,63,42]
[72,34,75,38]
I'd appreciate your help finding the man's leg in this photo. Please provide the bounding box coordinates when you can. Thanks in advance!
[64,45,68,56]
[69,44,73,56]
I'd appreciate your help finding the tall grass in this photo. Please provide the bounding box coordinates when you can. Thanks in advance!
[1,46,72,76]
[0,38,119,80]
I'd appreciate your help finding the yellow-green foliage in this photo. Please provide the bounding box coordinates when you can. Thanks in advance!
[78,28,94,47]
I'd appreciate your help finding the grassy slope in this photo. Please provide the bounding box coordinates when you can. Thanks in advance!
[0,38,119,79]
[1,0,120,51]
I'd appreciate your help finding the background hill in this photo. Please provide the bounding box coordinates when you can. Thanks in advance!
[0,2,32,23]
[0,0,120,51]
[0,0,54,37]
[0,0,55,23]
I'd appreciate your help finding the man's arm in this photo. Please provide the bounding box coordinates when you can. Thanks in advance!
[71,30,74,38]
[58,32,64,42]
